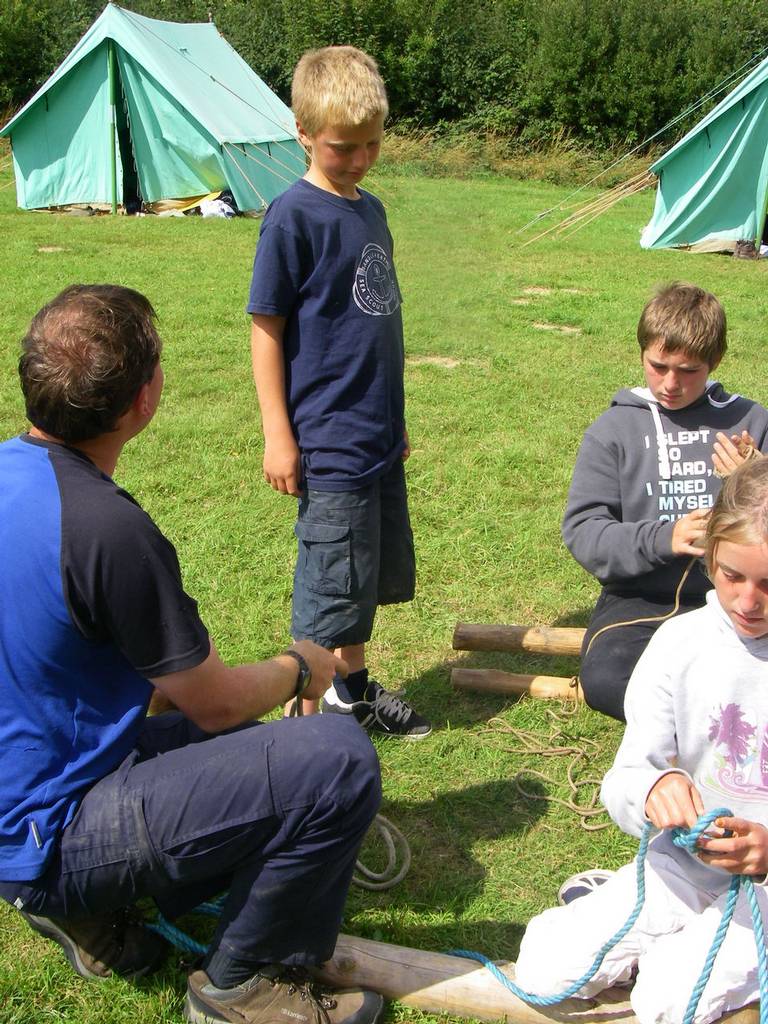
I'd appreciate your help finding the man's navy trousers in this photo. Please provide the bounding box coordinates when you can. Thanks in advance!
[0,712,381,976]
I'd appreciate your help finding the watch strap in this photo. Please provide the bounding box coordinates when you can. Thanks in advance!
[282,649,312,698]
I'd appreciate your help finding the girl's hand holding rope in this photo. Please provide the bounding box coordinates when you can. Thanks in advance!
[645,771,705,830]
[647,776,768,876]
[697,816,768,877]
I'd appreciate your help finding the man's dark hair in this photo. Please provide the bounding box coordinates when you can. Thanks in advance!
[19,284,162,444]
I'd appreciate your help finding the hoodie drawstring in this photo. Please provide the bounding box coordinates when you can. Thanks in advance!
[649,401,671,480]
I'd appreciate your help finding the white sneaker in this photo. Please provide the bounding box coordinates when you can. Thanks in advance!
[557,869,615,906]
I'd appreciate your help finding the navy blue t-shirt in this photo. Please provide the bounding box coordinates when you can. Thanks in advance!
[0,435,210,880]
[247,178,406,490]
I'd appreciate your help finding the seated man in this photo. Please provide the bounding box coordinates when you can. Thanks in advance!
[0,284,384,1024]
[562,282,768,721]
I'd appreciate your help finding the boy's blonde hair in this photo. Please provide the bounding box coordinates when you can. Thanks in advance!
[705,457,768,574]
[291,46,388,137]
[637,282,727,368]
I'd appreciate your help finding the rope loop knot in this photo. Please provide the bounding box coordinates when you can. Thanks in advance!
[671,806,732,853]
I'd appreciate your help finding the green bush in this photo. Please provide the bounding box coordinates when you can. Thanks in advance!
[3,0,768,149]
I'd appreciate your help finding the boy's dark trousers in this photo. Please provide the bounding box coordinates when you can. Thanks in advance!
[0,712,381,973]
[580,588,706,721]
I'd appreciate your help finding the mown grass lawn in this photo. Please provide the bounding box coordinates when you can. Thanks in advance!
[2,147,768,1023]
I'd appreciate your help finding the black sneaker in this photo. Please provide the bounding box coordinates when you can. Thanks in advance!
[21,908,167,980]
[322,681,432,739]
[185,965,385,1024]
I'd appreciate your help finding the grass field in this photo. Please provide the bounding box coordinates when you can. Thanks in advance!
[2,144,768,1024]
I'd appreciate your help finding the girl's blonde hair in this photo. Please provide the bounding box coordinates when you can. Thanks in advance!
[705,456,768,574]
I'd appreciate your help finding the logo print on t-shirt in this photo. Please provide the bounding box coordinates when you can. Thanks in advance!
[702,701,768,802]
[353,243,400,316]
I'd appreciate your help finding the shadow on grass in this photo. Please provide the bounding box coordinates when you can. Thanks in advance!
[551,606,595,629]
[407,604,597,729]
[351,776,548,921]
[341,917,528,965]
[405,654,579,729]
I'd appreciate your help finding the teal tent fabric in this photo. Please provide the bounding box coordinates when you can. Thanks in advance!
[0,4,305,211]
[642,57,768,250]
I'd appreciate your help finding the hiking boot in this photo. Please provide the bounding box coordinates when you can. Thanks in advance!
[322,681,432,739]
[185,965,385,1024]
[21,908,167,980]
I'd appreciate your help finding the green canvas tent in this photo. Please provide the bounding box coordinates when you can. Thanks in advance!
[0,4,305,213]
[641,56,768,251]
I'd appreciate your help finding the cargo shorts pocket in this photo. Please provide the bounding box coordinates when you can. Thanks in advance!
[294,520,352,595]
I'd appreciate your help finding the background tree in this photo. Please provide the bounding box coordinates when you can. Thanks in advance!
[3,0,768,149]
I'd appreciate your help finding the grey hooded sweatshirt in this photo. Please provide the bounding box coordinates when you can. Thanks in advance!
[562,382,768,598]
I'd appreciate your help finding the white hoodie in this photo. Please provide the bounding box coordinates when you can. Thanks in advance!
[602,591,768,890]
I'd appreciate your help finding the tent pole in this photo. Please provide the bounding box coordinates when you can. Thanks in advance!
[107,40,118,215]
[756,187,768,249]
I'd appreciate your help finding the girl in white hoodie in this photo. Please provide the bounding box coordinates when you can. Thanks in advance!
[516,456,768,1023]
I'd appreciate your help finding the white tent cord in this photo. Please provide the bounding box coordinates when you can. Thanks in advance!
[221,146,270,208]
[115,5,304,170]
[353,813,412,891]
[225,138,307,185]
[517,42,768,234]
[519,170,654,247]
[222,142,299,201]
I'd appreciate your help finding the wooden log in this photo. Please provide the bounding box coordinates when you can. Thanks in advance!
[452,668,582,701]
[720,1008,760,1024]
[453,624,585,657]
[318,935,759,1024]
[317,934,635,1022]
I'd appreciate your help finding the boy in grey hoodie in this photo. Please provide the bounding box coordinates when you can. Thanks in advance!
[563,282,768,720]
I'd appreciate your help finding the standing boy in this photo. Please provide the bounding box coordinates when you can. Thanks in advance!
[248,46,431,738]
[563,283,768,721]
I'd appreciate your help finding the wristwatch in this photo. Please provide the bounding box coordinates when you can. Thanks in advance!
[282,649,312,698]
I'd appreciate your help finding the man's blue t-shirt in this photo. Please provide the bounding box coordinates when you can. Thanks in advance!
[247,179,406,491]
[0,435,210,881]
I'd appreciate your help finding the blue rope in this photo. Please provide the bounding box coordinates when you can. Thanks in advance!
[147,913,208,955]
[670,811,768,1024]
[451,808,768,1023]
[146,894,227,954]
[449,822,653,1007]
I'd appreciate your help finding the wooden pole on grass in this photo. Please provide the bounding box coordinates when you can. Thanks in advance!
[453,624,585,657]
[318,935,758,1023]
[317,934,634,1023]
[452,668,582,701]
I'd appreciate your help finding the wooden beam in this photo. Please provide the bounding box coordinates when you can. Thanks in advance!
[318,935,759,1024]
[453,623,585,657]
[317,934,635,1022]
[452,668,582,701]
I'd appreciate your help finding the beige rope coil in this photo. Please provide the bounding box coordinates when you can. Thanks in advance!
[353,813,412,891]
